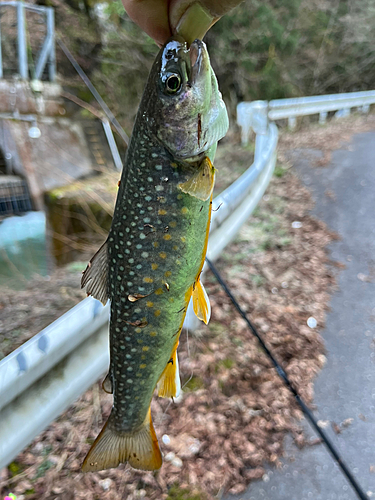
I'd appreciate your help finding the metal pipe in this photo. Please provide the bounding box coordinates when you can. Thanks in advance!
[102,120,123,171]
[47,7,56,82]
[17,2,28,79]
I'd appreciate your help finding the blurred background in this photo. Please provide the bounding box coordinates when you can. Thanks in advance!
[0,0,374,499]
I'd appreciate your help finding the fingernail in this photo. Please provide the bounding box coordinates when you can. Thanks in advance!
[175,2,216,45]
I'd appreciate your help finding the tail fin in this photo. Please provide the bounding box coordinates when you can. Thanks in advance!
[82,408,162,472]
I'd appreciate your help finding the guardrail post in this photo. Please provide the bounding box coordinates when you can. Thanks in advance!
[249,101,268,165]
[236,102,252,145]
[17,1,28,79]
[319,111,327,125]
[288,117,296,130]
[334,108,350,119]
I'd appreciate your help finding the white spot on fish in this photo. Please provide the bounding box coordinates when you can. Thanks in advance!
[139,233,146,240]
[155,185,164,192]
[155,165,162,170]
[141,252,149,258]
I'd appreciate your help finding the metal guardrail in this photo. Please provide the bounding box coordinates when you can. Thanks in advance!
[0,1,56,81]
[238,90,375,139]
[0,101,277,468]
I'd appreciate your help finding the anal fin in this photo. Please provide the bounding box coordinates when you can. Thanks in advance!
[81,240,109,305]
[192,278,211,325]
[157,348,181,398]
[178,157,215,201]
[82,408,162,472]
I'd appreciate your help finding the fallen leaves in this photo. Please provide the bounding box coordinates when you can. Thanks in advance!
[0,166,341,500]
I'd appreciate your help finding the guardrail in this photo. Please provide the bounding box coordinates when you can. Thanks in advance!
[238,90,375,140]
[0,100,277,468]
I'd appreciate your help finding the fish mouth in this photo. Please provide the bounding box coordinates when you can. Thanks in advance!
[189,39,206,84]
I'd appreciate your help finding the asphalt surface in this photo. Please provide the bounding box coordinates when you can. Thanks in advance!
[227,130,375,500]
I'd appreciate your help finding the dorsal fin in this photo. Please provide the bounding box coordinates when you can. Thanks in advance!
[81,240,109,305]
[192,277,211,325]
[178,157,215,201]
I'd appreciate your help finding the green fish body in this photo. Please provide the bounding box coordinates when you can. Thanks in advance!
[81,37,228,472]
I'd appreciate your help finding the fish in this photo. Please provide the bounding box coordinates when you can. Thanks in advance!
[81,36,228,473]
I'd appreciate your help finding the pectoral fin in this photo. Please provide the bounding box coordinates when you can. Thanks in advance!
[81,240,109,305]
[157,348,181,398]
[178,157,215,201]
[192,278,211,325]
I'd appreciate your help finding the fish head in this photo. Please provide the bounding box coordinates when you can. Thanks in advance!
[146,38,228,160]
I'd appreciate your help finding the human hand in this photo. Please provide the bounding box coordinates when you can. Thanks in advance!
[121,0,243,46]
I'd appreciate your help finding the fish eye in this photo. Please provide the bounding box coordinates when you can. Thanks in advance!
[165,73,182,94]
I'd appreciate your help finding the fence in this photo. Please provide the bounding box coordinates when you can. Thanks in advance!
[1,88,374,468]
[0,1,55,81]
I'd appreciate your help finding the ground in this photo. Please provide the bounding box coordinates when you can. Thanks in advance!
[1,113,374,499]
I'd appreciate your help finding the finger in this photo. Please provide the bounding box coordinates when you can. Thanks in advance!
[170,0,243,44]
[122,0,172,46]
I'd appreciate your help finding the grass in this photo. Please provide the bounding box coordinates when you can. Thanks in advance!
[166,484,206,500]
[183,376,204,392]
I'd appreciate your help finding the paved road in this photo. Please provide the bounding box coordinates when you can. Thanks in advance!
[227,130,375,500]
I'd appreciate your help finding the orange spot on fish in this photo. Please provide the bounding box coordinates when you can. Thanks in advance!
[180,237,186,243]
[169,221,177,228]
[143,277,153,283]
[159,252,167,259]
[154,310,161,317]
[181,207,188,214]
[140,364,147,369]
[163,234,171,241]
[151,263,158,270]
[165,271,172,278]
[155,288,164,295]
[158,209,167,215]
[172,245,178,251]
[153,242,159,248]
[146,301,154,308]
[150,331,157,337]
[142,346,149,351]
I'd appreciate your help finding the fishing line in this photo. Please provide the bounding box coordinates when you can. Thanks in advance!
[56,38,129,146]
[205,257,369,500]
[181,325,195,392]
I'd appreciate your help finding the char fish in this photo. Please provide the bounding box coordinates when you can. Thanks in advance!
[81,36,228,472]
